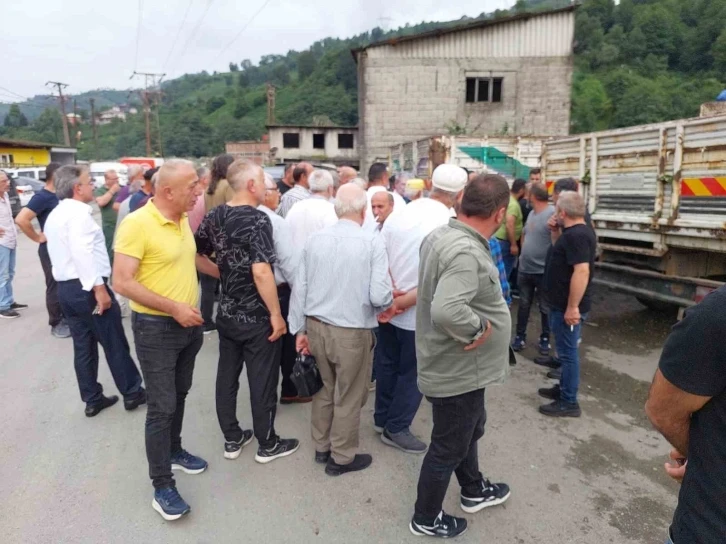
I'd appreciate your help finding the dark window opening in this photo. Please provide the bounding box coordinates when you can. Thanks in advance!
[282,133,300,149]
[338,133,354,149]
[465,77,503,103]
[313,133,325,149]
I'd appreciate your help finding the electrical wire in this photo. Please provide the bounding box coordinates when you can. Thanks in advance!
[0,86,28,101]
[161,0,195,73]
[167,0,217,76]
[212,0,273,63]
[133,0,144,72]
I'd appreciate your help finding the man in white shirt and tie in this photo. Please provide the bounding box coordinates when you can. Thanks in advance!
[284,170,338,250]
[44,165,145,418]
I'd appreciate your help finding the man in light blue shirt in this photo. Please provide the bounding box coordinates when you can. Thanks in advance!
[290,183,393,477]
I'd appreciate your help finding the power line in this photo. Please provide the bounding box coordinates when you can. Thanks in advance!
[133,0,144,72]
[161,0,195,72]
[46,81,71,146]
[213,0,273,63]
[167,0,217,76]
[0,86,29,101]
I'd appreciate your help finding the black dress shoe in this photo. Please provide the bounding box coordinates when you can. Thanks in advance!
[124,389,147,411]
[315,451,331,464]
[547,368,562,380]
[85,395,119,417]
[538,384,561,400]
[539,399,581,418]
[325,454,372,476]
[534,355,561,369]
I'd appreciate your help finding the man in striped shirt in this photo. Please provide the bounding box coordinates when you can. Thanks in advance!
[277,162,313,218]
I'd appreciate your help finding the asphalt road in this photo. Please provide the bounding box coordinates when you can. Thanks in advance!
[0,234,679,544]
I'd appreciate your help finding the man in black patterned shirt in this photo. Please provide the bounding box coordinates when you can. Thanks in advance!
[196,159,299,464]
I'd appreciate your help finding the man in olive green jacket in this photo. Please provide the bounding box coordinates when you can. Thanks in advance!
[409,174,513,539]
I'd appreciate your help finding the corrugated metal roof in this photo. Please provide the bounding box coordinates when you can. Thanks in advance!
[352,4,577,59]
[0,137,65,149]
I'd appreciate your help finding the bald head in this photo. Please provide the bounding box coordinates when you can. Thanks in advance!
[104,169,120,189]
[155,159,200,215]
[334,183,368,224]
[227,159,266,205]
[371,190,394,225]
[338,166,357,185]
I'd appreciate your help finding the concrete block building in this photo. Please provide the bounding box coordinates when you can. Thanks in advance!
[353,6,576,172]
[267,124,359,167]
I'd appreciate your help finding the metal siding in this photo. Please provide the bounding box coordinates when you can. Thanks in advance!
[366,12,573,59]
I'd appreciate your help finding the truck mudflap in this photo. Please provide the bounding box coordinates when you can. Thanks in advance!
[593,262,723,309]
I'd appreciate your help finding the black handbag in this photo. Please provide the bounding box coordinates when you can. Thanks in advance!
[291,352,323,397]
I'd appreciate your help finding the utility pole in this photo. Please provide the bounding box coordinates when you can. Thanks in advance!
[89,98,98,159]
[266,84,276,125]
[46,81,71,146]
[130,71,165,157]
[72,98,78,146]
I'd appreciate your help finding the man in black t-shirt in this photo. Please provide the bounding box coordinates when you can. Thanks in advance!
[13,162,70,338]
[646,287,726,544]
[196,159,300,464]
[277,163,295,195]
[538,191,596,418]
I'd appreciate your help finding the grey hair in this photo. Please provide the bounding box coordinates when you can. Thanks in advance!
[372,191,394,206]
[350,177,368,190]
[263,172,276,190]
[55,165,86,200]
[157,158,196,189]
[309,169,334,193]
[227,159,261,192]
[334,184,368,217]
[196,166,210,180]
[330,170,340,190]
[127,164,143,180]
[556,190,586,218]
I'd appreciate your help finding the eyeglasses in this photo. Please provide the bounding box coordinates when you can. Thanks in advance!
[265,187,280,193]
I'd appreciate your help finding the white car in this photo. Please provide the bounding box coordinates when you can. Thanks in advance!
[89,162,128,188]
[13,176,45,206]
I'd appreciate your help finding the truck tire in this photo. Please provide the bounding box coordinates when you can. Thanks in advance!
[635,297,679,314]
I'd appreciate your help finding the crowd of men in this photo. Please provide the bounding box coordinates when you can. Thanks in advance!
[0,154,708,543]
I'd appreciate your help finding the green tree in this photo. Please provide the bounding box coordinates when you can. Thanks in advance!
[238,71,250,88]
[32,108,64,143]
[270,64,290,86]
[3,104,28,128]
[297,51,317,80]
[712,27,726,72]
[229,62,239,72]
[571,73,612,133]
[206,96,226,114]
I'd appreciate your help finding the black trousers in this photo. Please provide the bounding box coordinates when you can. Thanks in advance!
[132,312,203,490]
[38,243,63,327]
[216,316,281,450]
[414,388,487,522]
[515,272,550,338]
[199,272,218,327]
[277,284,298,398]
[57,279,143,406]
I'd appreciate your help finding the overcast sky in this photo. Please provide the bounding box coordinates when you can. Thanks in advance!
[1,0,514,101]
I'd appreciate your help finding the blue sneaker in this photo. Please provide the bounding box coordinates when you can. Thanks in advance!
[170,449,208,475]
[538,335,550,355]
[511,335,526,352]
[153,486,190,521]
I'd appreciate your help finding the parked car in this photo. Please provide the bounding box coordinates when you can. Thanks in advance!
[89,162,128,188]
[1,170,22,217]
[13,176,45,207]
[3,166,46,181]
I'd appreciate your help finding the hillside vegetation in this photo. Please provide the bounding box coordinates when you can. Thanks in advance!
[1,0,725,160]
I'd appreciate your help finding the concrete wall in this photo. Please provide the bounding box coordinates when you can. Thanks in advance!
[268,127,358,165]
[358,55,572,173]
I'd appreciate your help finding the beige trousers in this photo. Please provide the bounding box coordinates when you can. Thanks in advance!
[307,318,374,465]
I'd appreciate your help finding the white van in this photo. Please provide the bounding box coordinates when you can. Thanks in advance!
[89,162,129,188]
[4,167,46,180]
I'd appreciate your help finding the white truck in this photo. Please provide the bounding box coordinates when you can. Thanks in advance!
[542,112,726,312]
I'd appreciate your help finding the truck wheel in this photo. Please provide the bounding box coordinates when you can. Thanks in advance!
[635,297,679,313]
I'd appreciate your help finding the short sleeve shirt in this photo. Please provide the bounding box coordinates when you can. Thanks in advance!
[94,186,117,234]
[114,199,199,316]
[195,205,276,324]
[543,223,596,313]
[658,287,726,543]
[494,195,523,241]
[26,189,59,231]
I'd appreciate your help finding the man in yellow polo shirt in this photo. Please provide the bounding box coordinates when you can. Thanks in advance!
[113,159,219,522]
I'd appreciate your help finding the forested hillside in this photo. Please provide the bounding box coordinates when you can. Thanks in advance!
[2,0,725,160]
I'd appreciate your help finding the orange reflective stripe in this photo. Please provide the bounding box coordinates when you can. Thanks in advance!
[682,177,726,197]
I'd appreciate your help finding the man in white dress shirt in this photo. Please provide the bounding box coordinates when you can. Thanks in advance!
[284,170,338,250]
[364,163,406,232]
[44,165,145,417]
[259,173,305,404]
[374,164,468,455]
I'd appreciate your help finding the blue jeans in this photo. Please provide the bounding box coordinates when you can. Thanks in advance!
[0,245,16,311]
[374,322,423,434]
[497,239,516,279]
[549,309,584,405]
[58,279,144,405]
